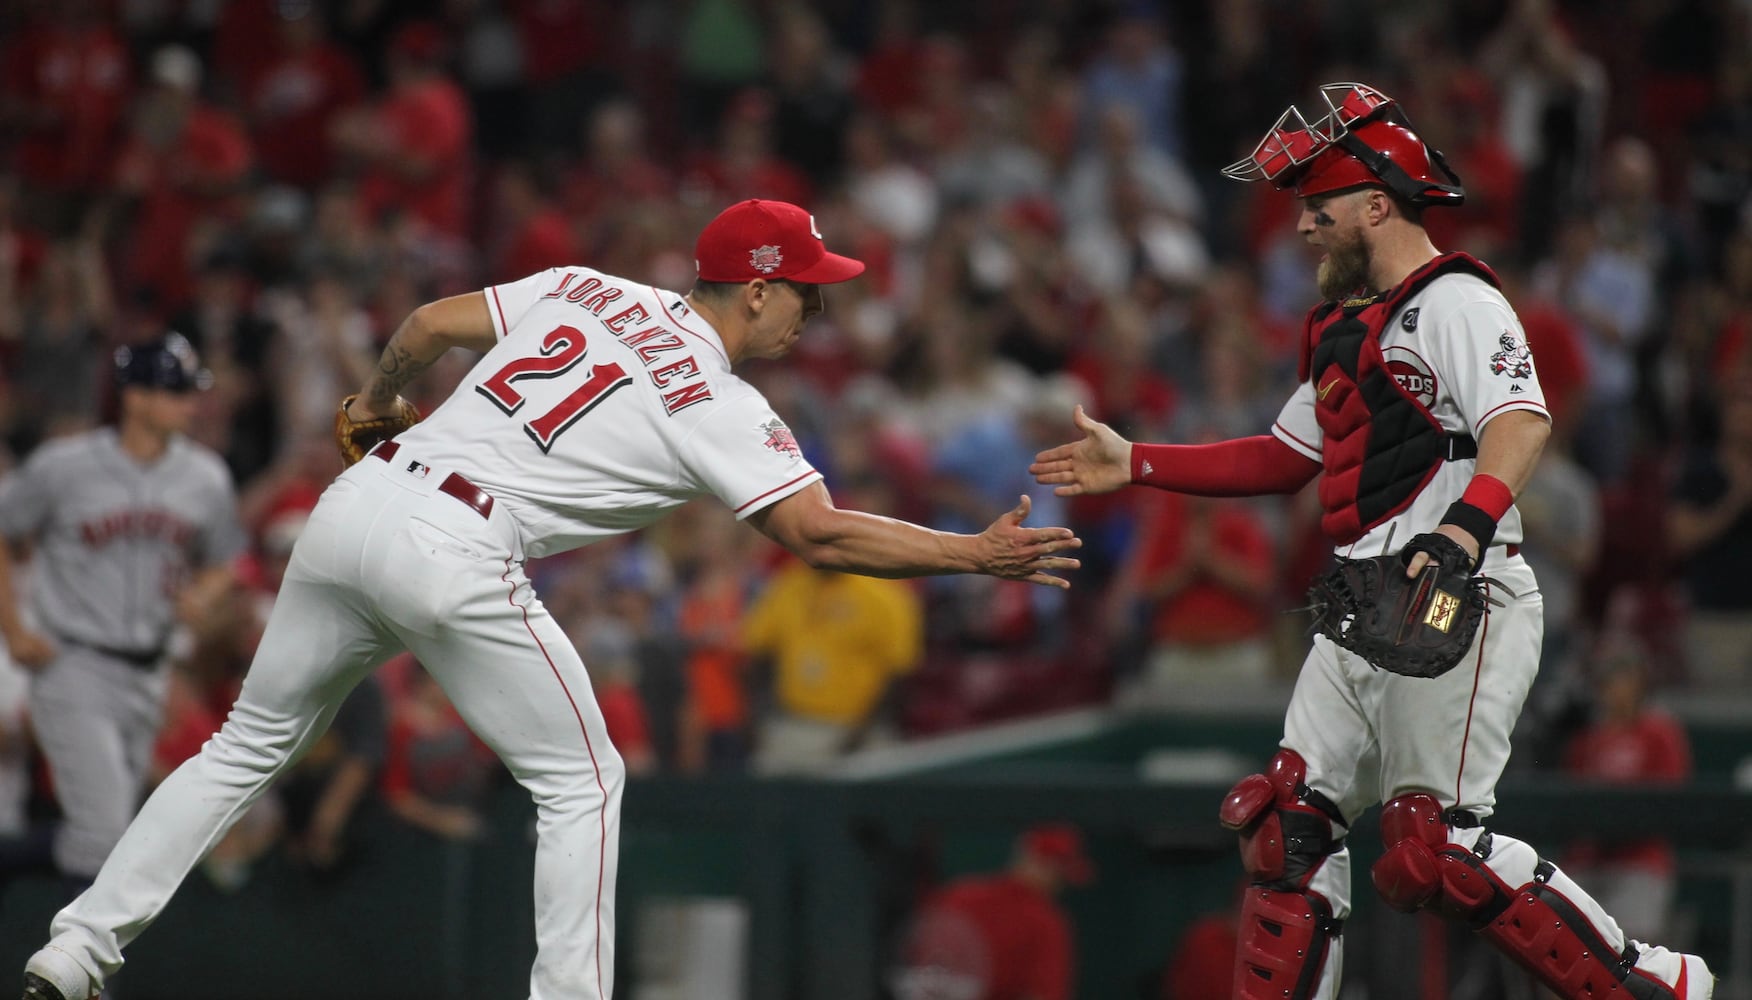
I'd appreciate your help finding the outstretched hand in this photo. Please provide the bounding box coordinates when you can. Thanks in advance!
[1029,405,1134,497]
[977,494,1082,589]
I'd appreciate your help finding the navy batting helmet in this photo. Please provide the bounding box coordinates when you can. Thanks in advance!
[114,332,212,393]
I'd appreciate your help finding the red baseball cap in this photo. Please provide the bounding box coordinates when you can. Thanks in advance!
[1019,823,1095,885]
[695,199,866,285]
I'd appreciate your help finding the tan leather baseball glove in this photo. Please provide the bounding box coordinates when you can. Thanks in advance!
[334,394,422,466]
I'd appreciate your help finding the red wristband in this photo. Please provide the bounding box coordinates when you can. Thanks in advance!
[1460,474,1514,520]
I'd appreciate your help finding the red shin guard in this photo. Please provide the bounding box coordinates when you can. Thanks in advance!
[1233,886,1341,1000]
[1223,751,1347,1000]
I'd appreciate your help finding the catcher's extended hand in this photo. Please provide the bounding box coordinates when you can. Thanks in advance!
[334,393,421,466]
[1305,532,1495,679]
[1029,405,1133,497]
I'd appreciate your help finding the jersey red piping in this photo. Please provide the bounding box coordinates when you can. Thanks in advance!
[503,557,609,999]
[1454,583,1491,805]
[1476,399,1549,425]
[735,471,821,514]
[490,286,510,340]
[1273,421,1323,457]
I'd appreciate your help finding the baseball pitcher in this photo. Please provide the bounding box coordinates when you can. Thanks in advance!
[21,200,1082,1000]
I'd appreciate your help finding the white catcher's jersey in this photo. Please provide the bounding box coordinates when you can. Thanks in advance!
[1270,271,1550,562]
[395,267,822,559]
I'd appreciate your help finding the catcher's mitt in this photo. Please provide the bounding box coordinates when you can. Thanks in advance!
[1305,532,1495,679]
[334,393,421,466]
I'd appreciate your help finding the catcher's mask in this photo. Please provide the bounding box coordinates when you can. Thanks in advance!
[1222,82,1465,207]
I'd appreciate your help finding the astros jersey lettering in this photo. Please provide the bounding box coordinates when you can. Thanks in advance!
[0,430,243,655]
[0,427,241,880]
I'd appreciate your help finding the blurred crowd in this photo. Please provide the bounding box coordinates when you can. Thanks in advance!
[0,0,1750,872]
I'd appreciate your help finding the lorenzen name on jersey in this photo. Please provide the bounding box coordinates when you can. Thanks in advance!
[529,271,714,417]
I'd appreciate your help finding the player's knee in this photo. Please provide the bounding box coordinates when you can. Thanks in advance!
[1372,792,1448,911]
[1219,750,1310,833]
[1371,792,1499,918]
[1219,773,1275,833]
[596,743,628,794]
[1220,750,1344,885]
[1372,836,1443,912]
[1219,751,1298,880]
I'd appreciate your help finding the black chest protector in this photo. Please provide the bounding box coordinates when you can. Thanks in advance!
[1299,253,1497,545]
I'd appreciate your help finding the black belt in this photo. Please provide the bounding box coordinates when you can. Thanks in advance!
[61,637,163,669]
[1445,435,1477,460]
[370,441,495,520]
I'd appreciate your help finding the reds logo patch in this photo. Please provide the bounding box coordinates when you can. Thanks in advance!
[749,245,784,274]
[760,418,801,458]
[1382,346,1437,408]
[1489,331,1534,379]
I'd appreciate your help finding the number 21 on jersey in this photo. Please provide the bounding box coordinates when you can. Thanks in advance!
[477,325,633,452]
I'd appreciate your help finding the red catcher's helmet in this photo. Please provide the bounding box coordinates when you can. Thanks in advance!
[1222,83,1465,207]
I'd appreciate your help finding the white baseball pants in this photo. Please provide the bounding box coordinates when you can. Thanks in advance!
[36,454,625,1000]
[1285,564,1542,998]
[1277,562,1707,999]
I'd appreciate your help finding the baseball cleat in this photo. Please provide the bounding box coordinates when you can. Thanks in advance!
[21,948,93,1000]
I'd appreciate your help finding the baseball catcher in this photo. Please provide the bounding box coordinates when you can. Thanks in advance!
[1032,81,1712,1000]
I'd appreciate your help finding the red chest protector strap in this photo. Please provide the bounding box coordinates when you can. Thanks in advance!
[1300,253,1498,545]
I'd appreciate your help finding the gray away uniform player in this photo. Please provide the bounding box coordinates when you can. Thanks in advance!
[0,334,242,882]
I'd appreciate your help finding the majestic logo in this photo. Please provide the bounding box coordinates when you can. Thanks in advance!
[1489,331,1534,379]
[1382,346,1437,408]
[749,245,784,274]
[760,418,801,458]
[1424,589,1461,632]
[1400,307,1419,332]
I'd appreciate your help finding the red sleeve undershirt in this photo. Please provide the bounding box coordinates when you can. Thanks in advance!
[1130,435,1321,497]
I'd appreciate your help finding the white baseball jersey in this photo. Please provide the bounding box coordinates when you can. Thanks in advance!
[30,267,823,1000]
[1269,271,1550,564]
[396,267,822,558]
